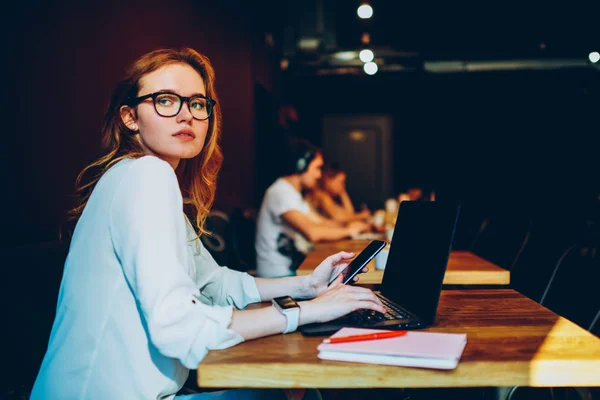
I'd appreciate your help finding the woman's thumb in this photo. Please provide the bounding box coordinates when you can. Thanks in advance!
[328,273,344,289]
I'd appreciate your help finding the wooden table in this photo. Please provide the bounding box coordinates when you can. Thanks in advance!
[296,240,510,285]
[197,290,600,388]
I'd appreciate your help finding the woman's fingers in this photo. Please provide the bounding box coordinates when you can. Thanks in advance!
[348,266,369,282]
[354,300,386,314]
[342,286,385,307]
[328,273,344,289]
[326,251,354,265]
[333,262,350,277]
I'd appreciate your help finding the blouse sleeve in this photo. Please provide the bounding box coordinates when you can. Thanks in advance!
[108,156,244,369]
[187,226,261,308]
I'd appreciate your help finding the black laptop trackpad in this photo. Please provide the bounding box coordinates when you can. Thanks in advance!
[299,317,421,336]
[299,318,350,336]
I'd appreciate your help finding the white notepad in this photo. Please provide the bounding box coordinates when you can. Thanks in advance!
[317,327,467,370]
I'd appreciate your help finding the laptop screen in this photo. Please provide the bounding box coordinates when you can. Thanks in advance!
[381,201,460,325]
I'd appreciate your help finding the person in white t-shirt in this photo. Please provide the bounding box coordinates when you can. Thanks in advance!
[256,138,371,278]
[30,48,385,400]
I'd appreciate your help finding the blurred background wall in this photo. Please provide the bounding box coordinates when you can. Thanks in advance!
[3,0,600,247]
[3,0,282,246]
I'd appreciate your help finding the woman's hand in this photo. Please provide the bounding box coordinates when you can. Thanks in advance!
[307,251,363,298]
[300,275,386,324]
[357,208,372,220]
[346,220,370,237]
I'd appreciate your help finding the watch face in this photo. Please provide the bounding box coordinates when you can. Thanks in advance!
[274,296,299,309]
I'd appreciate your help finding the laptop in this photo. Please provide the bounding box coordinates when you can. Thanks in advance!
[300,201,461,336]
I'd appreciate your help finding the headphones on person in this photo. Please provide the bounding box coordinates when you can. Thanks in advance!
[295,149,316,174]
[285,137,318,175]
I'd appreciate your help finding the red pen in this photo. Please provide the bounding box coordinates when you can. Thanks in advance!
[322,330,407,344]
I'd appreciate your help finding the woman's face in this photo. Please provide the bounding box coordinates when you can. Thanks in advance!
[121,63,210,169]
[324,172,346,195]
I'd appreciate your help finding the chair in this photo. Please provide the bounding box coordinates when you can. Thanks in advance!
[505,238,600,400]
[504,386,593,400]
[225,208,257,274]
[199,210,230,266]
[590,309,600,337]
[449,203,487,251]
[510,217,585,302]
[469,212,533,270]
[539,240,600,331]
[1,240,69,398]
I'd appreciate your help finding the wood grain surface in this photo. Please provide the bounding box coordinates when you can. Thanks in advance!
[197,290,600,388]
[296,240,510,285]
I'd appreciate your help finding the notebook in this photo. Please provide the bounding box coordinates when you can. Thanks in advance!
[317,327,467,370]
[300,201,461,336]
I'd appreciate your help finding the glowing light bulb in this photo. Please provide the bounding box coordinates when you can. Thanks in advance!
[359,49,374,63]
[364,62,378,75]
[357,4,373,19]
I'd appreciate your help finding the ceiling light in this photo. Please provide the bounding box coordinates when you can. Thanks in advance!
[357,4,373,19]
[298,37,320,51]
[359,49,374,63]
[332,51,358,61]
[364,62,378,75]
[589,52,600,63]
[349,131,367,141]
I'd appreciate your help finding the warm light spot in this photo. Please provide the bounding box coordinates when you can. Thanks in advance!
[349,131,367,141]
[280,58,289,70]
[529,318,600,386]
[361,32,371,45]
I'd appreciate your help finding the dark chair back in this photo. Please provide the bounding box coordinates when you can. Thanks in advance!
[450,203,486,251]
[470,213,533,270]
[199,210,230,266]
[590,309,600,337]
[225,208,257,273]
[1,240,69,395]
[510,217,585,302]
[540,240,600,331]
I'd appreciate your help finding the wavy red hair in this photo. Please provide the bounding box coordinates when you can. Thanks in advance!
[67,48,223,237]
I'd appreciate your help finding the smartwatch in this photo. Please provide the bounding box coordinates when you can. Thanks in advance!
[272,296,300,334]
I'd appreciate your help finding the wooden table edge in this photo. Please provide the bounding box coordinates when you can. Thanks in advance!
[197,359,600,388]
[296,269,511,285]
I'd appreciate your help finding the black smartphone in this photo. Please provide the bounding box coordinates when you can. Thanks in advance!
[329,240,387,285]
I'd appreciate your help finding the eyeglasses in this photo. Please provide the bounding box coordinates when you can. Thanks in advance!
[126,91,216,120]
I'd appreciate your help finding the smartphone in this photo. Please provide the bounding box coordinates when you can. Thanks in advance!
[329,240,387,285]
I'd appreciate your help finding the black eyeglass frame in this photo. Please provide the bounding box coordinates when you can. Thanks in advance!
[126,91,217,121]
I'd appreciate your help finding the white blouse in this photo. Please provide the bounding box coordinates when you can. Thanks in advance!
[31,156,261,400]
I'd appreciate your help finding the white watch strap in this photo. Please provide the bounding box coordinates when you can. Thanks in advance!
[282,307,300,334]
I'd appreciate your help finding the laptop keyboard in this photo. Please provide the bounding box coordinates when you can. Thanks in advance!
[348,293,411,325]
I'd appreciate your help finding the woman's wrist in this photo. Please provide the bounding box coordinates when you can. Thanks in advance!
[298,300,319,325]
[295,274,316,299]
